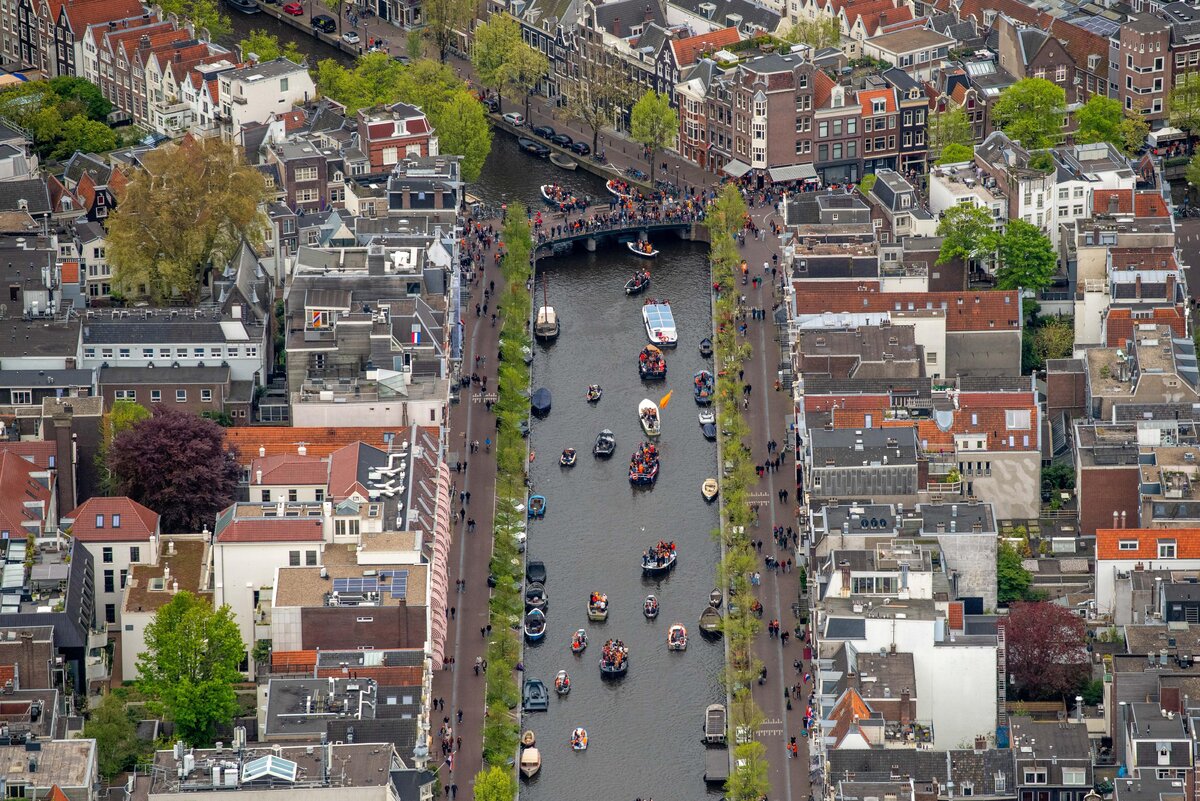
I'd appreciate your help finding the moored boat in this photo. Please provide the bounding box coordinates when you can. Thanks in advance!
[705,704,727,744]
[628,440,659,485]
[524,608,547,642]
[554,670,571,695]
[642,300,677,347]
[668,624,688,651]
[528,494,546,518]
[639,398,661,437]
[701,478,719,502]
[698,409,715,425]
[709,589,723,609]
[638,345,666,380]
[699,605,722,638]
[571,628,588,653]
[522,677,549,711]
[522,730,537,747]
[525,581,547,611]
[642,540,677,574]
[594,429,616,457]
[560,448,577,466]
[539,183,585,209]
[587,591,609,621]
[531,388,552,417]
[519,747,541,779]
[599,638,628,677]
[643,594,659,619]
[701,421,717,441]
[699,337,713,358]
[586,384,603,402]
[606,179,632,199]
[625,270,650,295]
[628,240,658,258]
[550,152,578,170]
[534,305,559,340]
[518,138,551,157]
[571,727,589,751]
[693,370,714,405]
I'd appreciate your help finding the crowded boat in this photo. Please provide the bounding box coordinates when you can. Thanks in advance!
[625,270,650,295]
[571,727,589,750]
[539,183,587,211]
[642,300,678,346]
[643,594,659,619]
[638,345,666,379]
[571,628,588,653]
[668,624,688,651]
[641,540,677,573]
[693,370,714,405]
[606,179,633,199]
[639,398,661,437]
[627,239,658,258]
[628,441,659,485]
[586,384,603,402]
[555,670,571,695]
[599,638,629,676]
[560,447,577,466]
[587,591,609,621]
[594,429,616,457]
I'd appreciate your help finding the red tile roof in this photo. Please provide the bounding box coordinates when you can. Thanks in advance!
[225,427,411,464]
[250,454,329,486]
[1097,528,1200,561]
[1091,190,1165,218]
[670,27,741,67]
[792,285,1023,331]
[813,70,837,110]
[0,442,57,469]
[0,451,49,537]
[65,497,159,542]
[60,260,79,285]
[271,650,317,673]
[1136,193,1170,218]
[958,0,1106,70]
[1109,247,1177,271]
[858,87,896,116]
[217,517,325,543]
[62,0,143,32]
[316,665,424,684]
[1105,307,1186,347]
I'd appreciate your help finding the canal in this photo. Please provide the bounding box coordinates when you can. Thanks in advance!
[473,144,726,800]
[219,6,354,65]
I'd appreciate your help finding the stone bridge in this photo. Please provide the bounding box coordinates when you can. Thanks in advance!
[532,204,710,257]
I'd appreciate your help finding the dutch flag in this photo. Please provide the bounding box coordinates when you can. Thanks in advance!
[412,325,422,344]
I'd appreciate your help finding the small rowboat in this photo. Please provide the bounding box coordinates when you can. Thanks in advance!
[560,448,577,467]
[555,670,571,695]
[625,271,650,295]
[698,409,715,425]
[643,594,659,620]
[628,240,658,258]
[702,478,719,502]
[639,398,661,437]
[586,384,603,403]
[571,727,588,750]
[519,746,541,778]
[525,581,547,611]
[587,592,609,622]
[571,628,588,654]
[523,677,549,710]
[525,609,547,642]
[709,588,723,609]
[699,606,722,638]
[550,152,578,170]
[522,730,537,747]
[599,638,628,677]
[594,429,615,457]
[668,624,688,651]
[539,184,562,204]
[699,337,713,358]
[528,495,546,518]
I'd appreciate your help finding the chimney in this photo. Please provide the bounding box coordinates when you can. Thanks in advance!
[1109,194,1119,214]
[900,688,912,725]
[612,16,621,35]
[1136,274,1142,299]
[644,3,653,21]
[974,735,986,752]
[168,540,176,555]
[259,445,266,457]
[1121,510,1127,527]
[52,412,76,517]
[1167,273,1176,301]
[298,443,307,456]
[256,469,263,485]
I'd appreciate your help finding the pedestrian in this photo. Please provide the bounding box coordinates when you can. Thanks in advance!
[781,630,790,646]
[480,627,487,639]
[451,607,456,619]
[457,709,463,724]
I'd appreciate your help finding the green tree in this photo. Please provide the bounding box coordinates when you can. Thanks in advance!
[471,15,521,114]
[473,766,514,801]
[0,78,115,159]
[937,142,974,164]
[1074,95,1123,148]
[998,541,1032,604]
[1170,72,1200,135]
[1118,114,1150,157]
[935,203,998,266]
[1033,318,1074,363]
[992,77,1066,149]
[238,30,304,63]
[503,41,549,123]
[996,218,1057,292]
[52,115,116,160]
[1186,151,1200,193]
[727,740,771,801]
[706,183,749,240]
[137,591,244,745]
[84,693,140,780]
[927,104,973,162]
[630,90,677,182]
[423,0,474,62]
[858,173,877,196]
[779,16,840,49]
[46,76,112,121]
[96,399,151,495]
[433,89,492,182]
[566,58,633,155]
[157,0,229,40]
[323,0,346,16]
[107,137,269,303]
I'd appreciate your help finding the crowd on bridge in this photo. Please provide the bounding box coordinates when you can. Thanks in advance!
[531,189,709,247]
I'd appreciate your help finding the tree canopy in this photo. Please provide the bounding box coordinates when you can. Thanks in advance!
[630,90,677,181]
[502,41,549,122]
[1170,72,1200,135]
[108,409,240,533]
[471,16,522,113]
[1075,95,1149,155]
[927,105,973,162]
[0,77,116,160]
[935,203,998,266]
[937,142,974,165]
[137,591,244,745]
[996,218,1058,292]
[473,766,514,801]
[85,693,141,780]
[238,30,304,63]
[422,0,474,62]
[997,541,1032,605]
[779,17,840,50]
[566,59,634,154]
[1005,601,1089,699]
[106,137,268,303]
[157,0,229,40]
[1186,151,1200,191]
[96,399,151,495]
[992,78,1066,149]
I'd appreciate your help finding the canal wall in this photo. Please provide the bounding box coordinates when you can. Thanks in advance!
[244,1,365,58]
[489,117,654,192]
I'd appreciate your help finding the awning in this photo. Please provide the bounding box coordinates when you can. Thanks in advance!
[722,159,751,178]
[769,164,817,182]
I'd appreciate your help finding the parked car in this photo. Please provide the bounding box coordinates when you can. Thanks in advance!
[550,133,572,147]
[342,30,360,44]
[312,13,336,31]
[532,125,555,139]
[483,97,499,112]
[503,111,525,126]
[282,2,302,12]
[570,141,591,156]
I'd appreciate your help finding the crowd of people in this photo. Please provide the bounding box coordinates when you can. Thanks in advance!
[539,184,588,212]
[629,441,660,483]
[641,540,676,568]
[600,638,628,669]
[589,591,609,612]
[639,345,666,377]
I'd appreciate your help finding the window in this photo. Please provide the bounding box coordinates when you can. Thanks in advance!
[289,550,301,567]
[1024,770,1047,785]
[1159,540,1177,559]
[101,545,112,560]
[112,514,120,528]
[201,389,213,402]
[1061,769,1087,786]
[294,166,317,182]
[260,490,270,502]
[176,389,187,402]
[288,489,298,502]
[9,390,30,405]
[151,390,161,403]
[847,118,856,134]
[120,569,127,589]
[130,546,140,562]
[119,347,130,358]
[103,570,114,593]
[819,121,828,137]
[315,489,324,502]
[1005,409,1031,430]
[995,773,1006,794]
[142,348,153,358]
[1056,65,1067,82]
[356,616,374,623]
[306,550,318,566]
[104,603,115,624]
[114,390,136,400]
[1118,539,1139,551]
[961,784,974,796]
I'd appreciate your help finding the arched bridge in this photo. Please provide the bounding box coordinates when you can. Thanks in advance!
[531,203,710,257]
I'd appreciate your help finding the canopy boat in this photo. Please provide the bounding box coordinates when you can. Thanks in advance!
[693,370,714,405]
[554,670,571,695]
[639,399,661,437]
[643,594,659,620]
[643,300,677,347]
[587,591,609,621]
[534,306,559,341]
[642,540,677,574]
[571,727,589,751]
[528,494,546,518]
[638,345,666,380]
[525,581,548,611]
[704,704,727,744]
[586,384,603,403]
[522,730,537,747]
[527,560,547,584]
[599,638,628,677]
[606,179,632,199]
[709,588,723,609]
[531,388,552,418]
[550,152,578,170]
[594,429,616,457]
[667,624,688,651]
[699,337,714,358]
[520,747,541,779]
[702,478,719,502]
[522,677,549,711]
[628,441,659,485]
[524,608,547,642]
[699,606,722,638]
[625,270,650,296]
[628,240,659,258]
[570,628,588,654]
[560,448,577,467]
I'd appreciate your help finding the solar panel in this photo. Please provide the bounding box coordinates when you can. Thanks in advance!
[332,577,379,594]
[380,570,409,599]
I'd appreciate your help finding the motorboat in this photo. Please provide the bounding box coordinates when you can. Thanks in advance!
[698,409,715,425]
[522,730,536,747]
[550,152,578,170]
[693,370,714,405]
[606,179,632,199]
[587,591,609,621]
[668,624,688,651]
[524,608,547,642]
[702,478,719,502]
[540,183,586,210]
[638,345,666,380]
[599,638,628,677]
[625,270,650,296]
[534,305,559,341]
[701,422,716,441]
[699,411,716,441]
[518,137,551,157]
[525,581,548,611]
[527,560,547,584]
[522,678,549,711]
[642,540,677,574]
[519,746,541,778]
[571,628,588,654]
[699,606,722,638]
[528,494,546,518]
[571,727,588,751]
[628,441,659,485]
[594,429,616,458]
[586,384,603,403]
[643,594,659,620]
[560,448,577,467]
[709,589,723,609]
[699,337,713,358]
[628,240,658,258]
[639,399,661,437]
[555,670,571,695]
[224,0,261,13]
[531,388,552,417]
[642,300,677,347]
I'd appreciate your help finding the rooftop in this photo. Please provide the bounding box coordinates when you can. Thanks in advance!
[123,538,211,616]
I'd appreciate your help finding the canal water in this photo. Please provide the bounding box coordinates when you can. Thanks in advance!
[473,145,726,799]
[220,7,354,65]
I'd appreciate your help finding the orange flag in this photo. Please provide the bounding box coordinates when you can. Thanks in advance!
[659,390,673,409]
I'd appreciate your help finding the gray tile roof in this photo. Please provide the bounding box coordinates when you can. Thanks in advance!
[0,178,50,215]
[668,0,779,31]
[99,365,230,384]
[595,0,668,32]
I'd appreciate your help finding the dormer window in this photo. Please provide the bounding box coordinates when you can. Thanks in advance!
[872,98,886,114]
